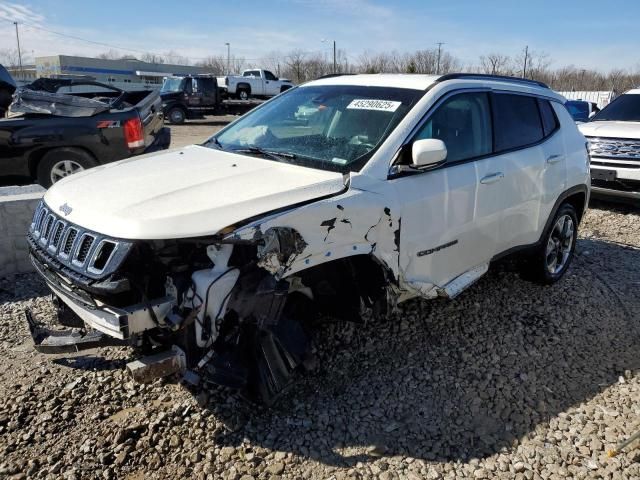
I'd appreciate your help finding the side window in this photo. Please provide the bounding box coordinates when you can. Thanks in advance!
[492,93,544,151]
[199,78,214,93]
[414,92,492,163]
[264,70,277,81]
[538,99,559,137]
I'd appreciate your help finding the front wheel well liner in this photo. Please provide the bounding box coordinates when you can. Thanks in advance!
[295,254,393,321]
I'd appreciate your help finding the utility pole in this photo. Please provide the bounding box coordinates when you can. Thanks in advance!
[436,42,444,75]
[14,22,24,80]
[333,40,337,74]
[522,45,529,79]
[225,43,230,75]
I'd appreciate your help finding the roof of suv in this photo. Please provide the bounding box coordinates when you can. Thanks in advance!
[307,74,441,90]
[304,73,562,101]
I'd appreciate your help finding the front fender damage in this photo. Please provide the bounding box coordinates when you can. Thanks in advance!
[256,227,307,278]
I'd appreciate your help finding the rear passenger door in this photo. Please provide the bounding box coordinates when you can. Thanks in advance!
[490,93,546,250]
[490,93,564,251]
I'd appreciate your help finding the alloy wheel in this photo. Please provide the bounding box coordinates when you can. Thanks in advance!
[50,160,84,184]
[545,214,575,275]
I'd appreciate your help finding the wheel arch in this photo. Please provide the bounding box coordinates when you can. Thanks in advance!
[236,82,251,93]
[28,146,97,180]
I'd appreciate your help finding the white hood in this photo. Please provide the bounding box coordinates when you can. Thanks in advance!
[578,121,640,139]
[44,145,346,239]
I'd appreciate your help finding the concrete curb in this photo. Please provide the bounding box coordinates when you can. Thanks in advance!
[0,191,43,277]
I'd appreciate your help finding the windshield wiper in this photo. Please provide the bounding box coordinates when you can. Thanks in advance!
[206,137,225,150]
[231,146,297,163]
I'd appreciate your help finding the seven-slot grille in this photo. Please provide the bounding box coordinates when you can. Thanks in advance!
[29,201,131,279]
[587,136,640,169]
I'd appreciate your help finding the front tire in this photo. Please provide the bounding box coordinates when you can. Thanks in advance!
[167,107,186,125]
[524,203,578,284]
[37,148,98,188]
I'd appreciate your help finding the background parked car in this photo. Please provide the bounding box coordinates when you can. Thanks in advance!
[565,99,600,123]
[160,74,263,124]
[217,69,293,99]
[0,78,170,187]
[0,64,16,118]
[579,89,640,202]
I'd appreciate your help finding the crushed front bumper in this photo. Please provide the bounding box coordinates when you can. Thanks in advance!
[30,253,174,340]
[25,308,127,353]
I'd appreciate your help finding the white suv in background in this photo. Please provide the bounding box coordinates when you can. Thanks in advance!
[27,73,590,404]
[579,89,640,201]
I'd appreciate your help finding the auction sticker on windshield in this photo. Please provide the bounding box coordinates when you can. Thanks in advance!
[346,99,402,112]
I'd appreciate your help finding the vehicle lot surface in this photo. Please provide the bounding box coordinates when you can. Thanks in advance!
[0,120,639,479]
[168,116,237,149]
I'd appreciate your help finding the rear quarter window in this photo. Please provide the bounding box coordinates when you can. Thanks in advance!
[492,93,544,152]
[538,99,560,136]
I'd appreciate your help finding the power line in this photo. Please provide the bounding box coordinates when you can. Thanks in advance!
[1,17,332,64]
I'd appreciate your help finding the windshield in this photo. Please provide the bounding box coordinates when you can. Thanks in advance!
[209,85,425,172]
[161,77,185,93]
[565,101,589,122]
[592,94,640,122]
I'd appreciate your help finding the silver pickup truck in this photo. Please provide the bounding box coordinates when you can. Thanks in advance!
[218,69,293,100]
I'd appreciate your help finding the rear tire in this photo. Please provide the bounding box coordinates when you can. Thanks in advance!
[237,88,250,100]
[37,148,98,188]
[522,203,578,284]
[167,107,186,125]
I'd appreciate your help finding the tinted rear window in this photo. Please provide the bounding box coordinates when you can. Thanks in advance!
[538,99,560,136]
[492,94,544,152]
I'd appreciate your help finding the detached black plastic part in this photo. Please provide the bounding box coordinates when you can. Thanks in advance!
[24,308,126,354]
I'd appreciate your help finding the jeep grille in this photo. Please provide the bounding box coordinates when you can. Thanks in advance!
[28,201,133,279]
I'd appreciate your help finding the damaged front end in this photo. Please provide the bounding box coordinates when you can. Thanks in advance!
[26,201,392,404]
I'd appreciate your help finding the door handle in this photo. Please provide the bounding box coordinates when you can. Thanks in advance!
[546,154,563,164]
[480,172,504,185]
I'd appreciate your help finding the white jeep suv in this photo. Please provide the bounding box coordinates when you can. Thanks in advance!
[579,89,640,201]
[27,73,590,404]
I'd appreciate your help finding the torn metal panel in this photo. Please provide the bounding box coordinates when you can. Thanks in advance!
[257,227,308,276]
[227,181,403,281]
[10,89,112,117]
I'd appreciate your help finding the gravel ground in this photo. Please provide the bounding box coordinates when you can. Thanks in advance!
[0,201,638,480]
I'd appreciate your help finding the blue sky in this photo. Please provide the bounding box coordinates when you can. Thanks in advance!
[0,0,638,71]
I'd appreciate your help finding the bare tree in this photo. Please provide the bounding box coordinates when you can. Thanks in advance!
[0,48,20,67]
[97,50,126,60]
[479,53,511,75]
[163,51,190,66]
[141,53,165,64]
[196,55,226,74]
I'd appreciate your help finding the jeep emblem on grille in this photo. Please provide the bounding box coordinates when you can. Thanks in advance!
[59,203,73,216]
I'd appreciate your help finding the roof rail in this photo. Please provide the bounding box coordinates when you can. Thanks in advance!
[316,73,355,80]
[436,73,550,89]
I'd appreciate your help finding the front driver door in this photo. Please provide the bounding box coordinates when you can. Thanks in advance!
[264,70,280,96]
[393,91,506,290]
